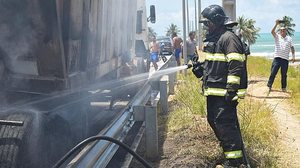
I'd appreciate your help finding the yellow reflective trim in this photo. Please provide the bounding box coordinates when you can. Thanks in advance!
[204,52,245,62]
[204,88,246,99]
[206,56,227,62]
[227,75,240,84]
[205,52,227,62]
[227,53,245,62]
[214,53,225,57]
[232,95,238,101]
[204,88,227,96]
[237,89,247,98]
[224,150,243,159]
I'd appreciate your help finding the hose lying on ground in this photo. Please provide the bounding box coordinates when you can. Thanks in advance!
[52,135,152,168]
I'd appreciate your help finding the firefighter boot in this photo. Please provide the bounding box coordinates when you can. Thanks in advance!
[215,160,247,168]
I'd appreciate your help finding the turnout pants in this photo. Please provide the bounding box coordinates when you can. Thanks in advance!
[207,96,244,166]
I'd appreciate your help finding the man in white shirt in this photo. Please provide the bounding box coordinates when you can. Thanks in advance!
[267,20,296,92]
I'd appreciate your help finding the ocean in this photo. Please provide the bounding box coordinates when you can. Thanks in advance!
[250,32,300,59]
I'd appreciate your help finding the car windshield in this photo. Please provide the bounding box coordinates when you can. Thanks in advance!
[157,37,171,43]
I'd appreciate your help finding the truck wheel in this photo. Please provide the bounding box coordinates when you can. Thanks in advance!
[0,111,73,168]
[0,112,34,168]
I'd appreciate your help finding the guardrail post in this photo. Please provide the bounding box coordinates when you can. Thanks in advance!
[168,71,175,95]
[160,75,168,114]
[168,56,177,95]
[145,104,158,160]
[133,105,145,121]
[173,56,178,81]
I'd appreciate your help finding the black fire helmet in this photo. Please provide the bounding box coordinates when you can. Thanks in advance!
[199,4,230,27]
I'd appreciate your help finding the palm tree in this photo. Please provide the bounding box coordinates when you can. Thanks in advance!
[278,16,296,37]
[148,27,157,41]
[165,23,181,37]
[236,16,260,45]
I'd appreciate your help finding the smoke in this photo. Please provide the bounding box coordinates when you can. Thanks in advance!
[0,0,45,74]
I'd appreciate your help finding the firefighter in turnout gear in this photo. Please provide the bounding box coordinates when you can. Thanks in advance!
[194,4,248,168]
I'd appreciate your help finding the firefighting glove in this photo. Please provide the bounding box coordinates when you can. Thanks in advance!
[225,91,238,102]
[192,62,203,78]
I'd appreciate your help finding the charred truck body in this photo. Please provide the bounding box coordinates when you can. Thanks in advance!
[0,0,153,167]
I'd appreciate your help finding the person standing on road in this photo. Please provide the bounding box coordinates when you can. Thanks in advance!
[186,31,197,62]
[193,4,248,168]
[149,37,160,70]
[267,20,296,92]
[172,32,183,66]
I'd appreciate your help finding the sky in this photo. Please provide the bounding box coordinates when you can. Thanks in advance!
[146,0,300,36]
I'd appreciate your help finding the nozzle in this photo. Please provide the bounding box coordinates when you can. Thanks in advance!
[186,64,193,69]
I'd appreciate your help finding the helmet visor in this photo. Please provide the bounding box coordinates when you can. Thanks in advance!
[199,18,212,27]
[199,18,210,23]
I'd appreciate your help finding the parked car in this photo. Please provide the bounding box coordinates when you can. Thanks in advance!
[157,36,173,56]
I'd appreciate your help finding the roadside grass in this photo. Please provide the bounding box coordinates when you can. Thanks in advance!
[247,56,272,77]
[288,77,300,109]
[238,99,283,167]
[166,57,297,167]
[284,65,300,109]
[166,72,221,167]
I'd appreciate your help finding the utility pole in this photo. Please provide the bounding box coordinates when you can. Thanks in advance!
[182,0,187,75]
[192,21,194,31]
[186,0,190,33]
[197,0,202,50]
[194,0,197,33]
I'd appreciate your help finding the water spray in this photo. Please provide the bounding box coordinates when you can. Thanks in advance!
[147,65,188,80]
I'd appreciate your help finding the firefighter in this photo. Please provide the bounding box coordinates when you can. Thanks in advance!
[193,4,248,168]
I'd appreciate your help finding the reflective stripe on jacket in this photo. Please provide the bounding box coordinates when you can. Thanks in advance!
[202,30,248,98]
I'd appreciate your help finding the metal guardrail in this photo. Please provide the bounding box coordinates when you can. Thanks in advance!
[65,56,177,168]
[66,110,133,168]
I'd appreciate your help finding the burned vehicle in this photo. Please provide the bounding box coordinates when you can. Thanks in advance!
[0,0,154,167]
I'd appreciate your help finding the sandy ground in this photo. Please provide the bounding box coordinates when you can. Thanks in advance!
[247,77,300,167]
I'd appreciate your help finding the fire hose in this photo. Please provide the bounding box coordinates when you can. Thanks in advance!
[52,135,152,168]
